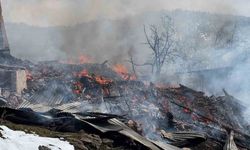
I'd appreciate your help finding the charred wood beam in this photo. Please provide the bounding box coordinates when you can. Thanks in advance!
[101,60,108,66]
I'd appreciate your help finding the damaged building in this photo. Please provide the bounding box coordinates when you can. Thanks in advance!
[0,65,27,94]
[0,2,27,95]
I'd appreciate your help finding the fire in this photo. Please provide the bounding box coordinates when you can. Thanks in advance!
[112,64,136,80]
[75,69,112,85]
[113,64,128,75]
[72,82,83,95]
[72,69,113,95]
[26,70,33,80]
[95,76,112,85]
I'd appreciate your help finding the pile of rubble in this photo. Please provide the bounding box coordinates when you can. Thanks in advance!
[0,61,249,150]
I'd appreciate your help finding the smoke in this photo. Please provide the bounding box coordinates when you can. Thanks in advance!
[229,62,250,122]
[52,17,149,66]
[2,0,243,65]
[2,0,250,121]
[2,0,250,26]
[168,12,250,122]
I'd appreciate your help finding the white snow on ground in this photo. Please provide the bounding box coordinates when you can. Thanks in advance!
[0,125,74,150]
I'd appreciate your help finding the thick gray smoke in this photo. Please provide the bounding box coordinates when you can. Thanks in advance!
[169,13,250,122]
[3,1,250,121]
[3,0,249,26]
[3,0,245,64]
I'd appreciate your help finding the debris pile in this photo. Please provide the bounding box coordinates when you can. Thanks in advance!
[0,60,249,150]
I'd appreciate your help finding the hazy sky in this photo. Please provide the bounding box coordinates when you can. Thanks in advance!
[2,0,250,26]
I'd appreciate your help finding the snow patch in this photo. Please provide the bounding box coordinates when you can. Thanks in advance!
[0,125,74,150]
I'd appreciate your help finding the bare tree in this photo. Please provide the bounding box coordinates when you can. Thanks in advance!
[125,48,138,79]
[214,21,237,48]
[127,52,137,78]
[144,16,178,76]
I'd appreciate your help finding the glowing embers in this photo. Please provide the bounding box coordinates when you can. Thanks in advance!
[72,69,112,98]
[112,64,136,80]
[75,69,112,85]
[25,70,33,81]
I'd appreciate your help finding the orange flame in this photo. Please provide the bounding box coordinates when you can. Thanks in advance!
[76,69,112,85]
[72,69,113,95]
[113,64,128,75]
[112,64,136,80]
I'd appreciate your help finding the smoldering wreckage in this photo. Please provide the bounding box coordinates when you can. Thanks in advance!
[0,5,250,150]
[0,55,250,150]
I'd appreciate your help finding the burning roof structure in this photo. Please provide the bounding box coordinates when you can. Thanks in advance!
[0,59,248,150]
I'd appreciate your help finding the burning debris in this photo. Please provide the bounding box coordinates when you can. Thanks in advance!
[112,64,137,80]
[0,58,248,150]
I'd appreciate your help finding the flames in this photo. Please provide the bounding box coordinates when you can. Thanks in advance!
[75,69,112,85]
[112,64,136,80]
[112,64,128,75]
[71,64,136,97]
[72,81,83,95]
[54,53,137,95]
[60,53,136,81]
[74,63,137,81]
[72,69,113,96]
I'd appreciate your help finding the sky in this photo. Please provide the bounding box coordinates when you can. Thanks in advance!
[2,0,250,27]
